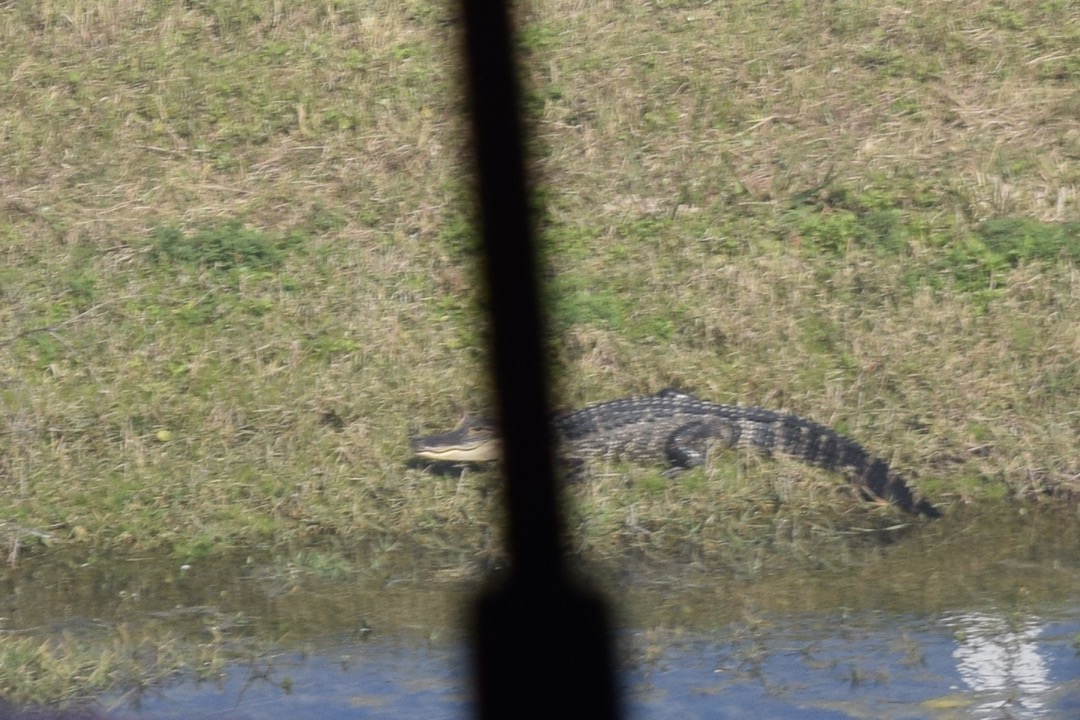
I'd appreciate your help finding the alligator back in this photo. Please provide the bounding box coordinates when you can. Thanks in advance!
[553,390,939,518]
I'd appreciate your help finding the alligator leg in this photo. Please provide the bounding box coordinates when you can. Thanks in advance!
[663,418,741,471]
[561,456,588,483]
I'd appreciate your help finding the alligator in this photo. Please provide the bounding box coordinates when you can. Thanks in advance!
[411,389,940,518]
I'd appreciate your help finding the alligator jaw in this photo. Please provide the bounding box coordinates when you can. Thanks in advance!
[409,415,502,463]
[410,440,502,463]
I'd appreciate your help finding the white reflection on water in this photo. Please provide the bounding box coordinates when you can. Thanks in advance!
[945,611,1053,717]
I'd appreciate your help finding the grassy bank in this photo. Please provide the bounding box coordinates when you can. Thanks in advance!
[0,0,1078,564]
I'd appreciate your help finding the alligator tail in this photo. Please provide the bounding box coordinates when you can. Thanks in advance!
[767,414,939,518]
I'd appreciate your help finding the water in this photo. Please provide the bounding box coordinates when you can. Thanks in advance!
[2,504,1078,719]
[101,611,1080,719]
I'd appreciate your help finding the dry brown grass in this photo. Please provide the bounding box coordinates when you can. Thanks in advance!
[0,0,1077,568]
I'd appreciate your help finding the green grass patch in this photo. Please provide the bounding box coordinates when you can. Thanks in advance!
[148,220,300,272]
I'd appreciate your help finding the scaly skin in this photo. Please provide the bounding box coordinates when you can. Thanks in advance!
[411,389,940,518]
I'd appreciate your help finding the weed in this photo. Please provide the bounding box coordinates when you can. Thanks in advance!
[148,221,299,272]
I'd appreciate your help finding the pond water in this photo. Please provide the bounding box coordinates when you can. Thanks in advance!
[2,504,1078,719]
[99,610,1080,720]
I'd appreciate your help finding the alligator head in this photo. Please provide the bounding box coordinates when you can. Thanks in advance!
[410,414,502,463]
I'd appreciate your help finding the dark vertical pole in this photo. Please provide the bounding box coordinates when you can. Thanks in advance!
[458,1,619,719]
[460,0,559,591]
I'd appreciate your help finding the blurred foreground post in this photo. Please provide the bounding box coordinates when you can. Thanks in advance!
[458,1,619,718]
